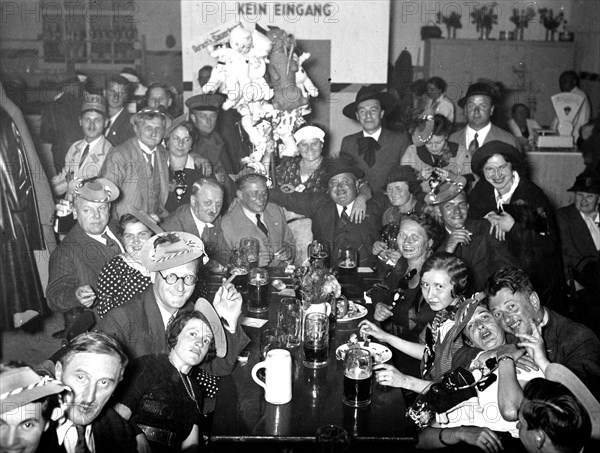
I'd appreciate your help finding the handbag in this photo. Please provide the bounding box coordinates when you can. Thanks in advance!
[420,20,442,40]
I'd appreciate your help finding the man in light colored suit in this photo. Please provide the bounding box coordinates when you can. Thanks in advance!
[449,82,517,154]
[100,106,172,221]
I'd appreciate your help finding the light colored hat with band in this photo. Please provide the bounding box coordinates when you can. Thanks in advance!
[293,126,325,144]
[424,175,467,205]
[194,298,227,358]
[130,105,172,129]
[0,367,70,414]
[74,177,120,203]
[140,231,207,272]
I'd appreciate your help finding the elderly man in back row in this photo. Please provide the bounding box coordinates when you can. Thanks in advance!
[221,173,295,267]
[270,161,384,268]
[100,106,171,221]
[98,231,249,375]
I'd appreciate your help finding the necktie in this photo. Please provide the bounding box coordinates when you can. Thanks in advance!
[79,144,90,167]
[74,425,90,453]
[102,232,121,254]
[145,153,154,175]
[341,206,351,223]
[468,132,479,155]
[357,136,380,167]
[256,214,269,236]
[104,119,112,136]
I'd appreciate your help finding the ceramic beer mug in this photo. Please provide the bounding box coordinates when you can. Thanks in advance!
[252,348,293,404]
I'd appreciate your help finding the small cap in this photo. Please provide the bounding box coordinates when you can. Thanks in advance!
[545,363,600,440]
[81,93,107,116]
[140,231,207,272]
[186,94,225,112]
[412,115,435,146]
[74,177,119,203]
[327,159,365,181]
[130,105,172,129]
[424,175,467,205]
[567,170,600,194]
[471,141,521,175]
[194,298,227,358]
[0,367,70,414]
[342,86,397,120]
[293,126,325,144]
[458,82,499,108]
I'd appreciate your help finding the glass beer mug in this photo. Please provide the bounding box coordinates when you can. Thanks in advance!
[248,267,270,314]
[343,348,372,407]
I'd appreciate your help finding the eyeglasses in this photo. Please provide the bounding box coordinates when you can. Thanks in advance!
[483,164,510,177]
[122,231,152,243]
[158,271,198,286]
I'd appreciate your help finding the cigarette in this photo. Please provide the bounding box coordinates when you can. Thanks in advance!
[223,271,238,286]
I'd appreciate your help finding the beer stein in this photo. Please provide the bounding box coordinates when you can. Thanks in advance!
[277,298,301,348]
[252,348,292,404]
[248,268,269,314]
[240,237,260,269]
[308,240,330,268]
[343,348,372,407]
[336,247,358,275]
[302,312,329,369]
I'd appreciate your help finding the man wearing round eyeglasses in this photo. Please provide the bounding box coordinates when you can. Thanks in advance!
[98,231,249,376]
[425,176,517,292]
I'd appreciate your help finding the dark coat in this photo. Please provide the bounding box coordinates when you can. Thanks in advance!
[97,287,250,376]
[105,108,135,147]
[339,128,409,190]
[47,223,120,312]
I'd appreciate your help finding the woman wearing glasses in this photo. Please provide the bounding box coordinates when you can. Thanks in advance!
[467,141,564,310]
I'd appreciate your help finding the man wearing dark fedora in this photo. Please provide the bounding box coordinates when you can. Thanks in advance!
[47,178,124,337]
[98,231,249,375]
[100,105,172,222]
[449,82,517,155]
[557,170,600,332]
[269,159,384,268]
[339,86,409,192]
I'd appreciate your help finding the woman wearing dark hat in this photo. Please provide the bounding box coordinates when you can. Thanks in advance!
[468,141,564,310]
[115,303,226,453]
[402,114,473,193]
[163,115,210,212]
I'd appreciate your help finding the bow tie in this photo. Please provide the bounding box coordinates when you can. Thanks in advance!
[357,136,380,167]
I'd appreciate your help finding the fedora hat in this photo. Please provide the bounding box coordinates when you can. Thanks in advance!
[342,86,398,119]
[140,231,207,272]
[74,177,119,203]
[130,105,172,128]
[185,93,225,112]
[327,159,365,181]
[0,367,70,414]
[567,170,600,194]
[458,82,499,108]
[424,175,467,205]
[471,141,521,175]
[194,298,227,358]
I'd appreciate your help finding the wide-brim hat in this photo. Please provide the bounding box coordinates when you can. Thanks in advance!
[164,114,188,139]
[383,165,420,193]
[81,94,107,117]
[567,170,600,194]
[130,105,172,129]
[412,115,435,146]
[0,367,70,414]
[471,141,522,175]
[458,82,499,108]
[75,177,119,203]
[327,159,365,181]
[293,125,325,144]
[342,86,398,119]
[545,363,600,440]
[141,231,207,272]
[424,175,467,205]
[194,298,227,358]
[186,93,225,112]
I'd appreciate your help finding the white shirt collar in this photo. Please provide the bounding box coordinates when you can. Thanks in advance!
[169,155,195,170]
[107,108,123,126]
[86,227,124,253]
[138,140,156,155]
[466,122,492,147]
[362,128,382,141]
[336,200,355,216]
[494,171,520,210]
[156,299,177,328]
[242,205,262,224]
[190,206,214,237]
[56,420,95,453]
[83,135,103,150]
[579,210,600,250]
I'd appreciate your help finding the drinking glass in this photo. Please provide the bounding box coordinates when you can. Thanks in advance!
[316,425,350,453]
[342,348,372,407]
[248,268,270,314]
[260,327,285,360]
[336,247,358,276]
[277,298,301,348]
[302,312,329,369]
[308,240,330,268]
[240,237,260,269]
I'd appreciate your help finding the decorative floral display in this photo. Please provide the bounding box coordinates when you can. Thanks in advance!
[539,8,567,41]
[295,266,341,306]
[471,3,498,32]
[437,11,462,39]
[509,7,536,29]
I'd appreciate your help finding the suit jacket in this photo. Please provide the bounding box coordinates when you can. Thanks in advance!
[105,108,135,147]
[439,218,518,292]
[97,287,250,376]
[160,204,228,266]
[100,137,170,220]
[40,407,138,453]
[557,204,600,282]
[221,201,295,267]
[269,190,384,266]
[47,223,120,312]
[449,124,517,150]
[339,128,409,190]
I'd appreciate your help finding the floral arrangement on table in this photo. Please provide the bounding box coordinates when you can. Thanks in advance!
[509,7,536,40]
[436,11,462,39]
[539,8,567,41]
[296,266,341,306]
[471,3,498,39]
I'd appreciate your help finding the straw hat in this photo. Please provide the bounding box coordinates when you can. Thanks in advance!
[0,367,69,414]
[74,177,119,203]
[140,231,207,272]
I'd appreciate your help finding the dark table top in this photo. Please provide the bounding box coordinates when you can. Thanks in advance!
[207,270,417,445]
